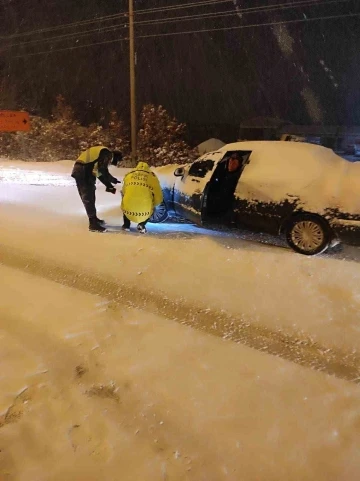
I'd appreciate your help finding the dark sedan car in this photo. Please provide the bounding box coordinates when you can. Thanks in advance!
[150,141,360,255]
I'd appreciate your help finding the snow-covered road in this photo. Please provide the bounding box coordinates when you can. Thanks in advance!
[1,159,360,480]
[1,160,360,359]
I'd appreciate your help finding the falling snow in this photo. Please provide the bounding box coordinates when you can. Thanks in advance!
[301,86,324,123]
[272,24,294,57]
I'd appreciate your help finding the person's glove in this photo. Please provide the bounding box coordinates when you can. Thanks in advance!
[106,186,116,194]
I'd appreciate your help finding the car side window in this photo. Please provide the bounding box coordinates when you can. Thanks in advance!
[188,159,215,178]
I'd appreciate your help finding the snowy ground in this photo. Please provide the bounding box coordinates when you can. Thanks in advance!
[1,159,360,480]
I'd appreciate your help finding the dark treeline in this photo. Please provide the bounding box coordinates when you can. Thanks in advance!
[1,0,360,144]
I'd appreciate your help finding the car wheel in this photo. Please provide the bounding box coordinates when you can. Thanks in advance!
[148,202,168,223]
[286,214,331,255]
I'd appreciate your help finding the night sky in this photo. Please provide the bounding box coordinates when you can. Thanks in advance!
[1,0,360,140]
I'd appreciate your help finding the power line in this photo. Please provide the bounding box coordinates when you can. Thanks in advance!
[2,0,346,41]
[2,0,326,49]
[3,0,350,50]
[5,21,127,49]
[136,0,232,15]
[13,11,360,58]
[135,0,351,27]
[136,11,360,39]
[0,12,126,40]
[0,0,231,40]
[13,36,127,59]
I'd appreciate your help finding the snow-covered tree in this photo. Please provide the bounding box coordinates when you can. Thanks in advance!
[137,104,196,166]
[0,97,130,161]
[80,110,130,154]
[0,116,52,161]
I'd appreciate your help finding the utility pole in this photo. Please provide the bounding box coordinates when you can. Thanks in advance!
[129,0,137,162]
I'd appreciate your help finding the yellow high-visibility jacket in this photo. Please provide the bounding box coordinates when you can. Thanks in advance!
[77,146,108,164]
[121,162,163,222]
[71,146,117,188]
[75,146,109,179]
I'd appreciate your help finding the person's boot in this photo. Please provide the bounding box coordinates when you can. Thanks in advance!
[89,218,106,233]
[137,224,147,234]
[95,217,105,225]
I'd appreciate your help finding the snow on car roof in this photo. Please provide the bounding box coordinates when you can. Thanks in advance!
[222,141,360,215]
[219,140,340,162]
[154,141,360,216]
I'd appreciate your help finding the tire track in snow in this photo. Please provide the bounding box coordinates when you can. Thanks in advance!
[1,243,359,385]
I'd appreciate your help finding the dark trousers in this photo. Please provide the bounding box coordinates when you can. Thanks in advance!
[76,178,97,220]
[123,214,148,228]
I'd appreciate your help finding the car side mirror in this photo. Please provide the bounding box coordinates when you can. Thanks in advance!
[174,167,185,177]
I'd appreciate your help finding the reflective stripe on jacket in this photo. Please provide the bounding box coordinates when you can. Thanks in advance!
[121,162,163,222]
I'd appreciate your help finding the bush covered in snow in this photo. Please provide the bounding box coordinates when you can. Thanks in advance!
[137,104,197,166]
[79,109,130,156]
[0,116,53,161]
[0,99,194,164]
[0,96,129,161]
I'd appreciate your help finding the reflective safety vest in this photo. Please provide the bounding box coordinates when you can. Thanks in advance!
[72,146,111,180]
[121,162,163,222]
[77,146,109,164]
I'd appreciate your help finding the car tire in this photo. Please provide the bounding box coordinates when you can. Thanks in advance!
[148,202,168,223]
[285,214,331,255]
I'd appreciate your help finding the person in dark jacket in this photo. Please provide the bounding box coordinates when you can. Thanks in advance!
[206,153,242,220]
[71,146,123,232]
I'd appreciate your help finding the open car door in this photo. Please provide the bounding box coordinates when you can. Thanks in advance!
[173,157,217,224]
[201,151,252,224]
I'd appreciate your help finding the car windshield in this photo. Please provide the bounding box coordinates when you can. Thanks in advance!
[188,159,215,178]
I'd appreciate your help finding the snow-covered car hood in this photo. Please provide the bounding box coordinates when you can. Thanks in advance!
[154,163,183,190]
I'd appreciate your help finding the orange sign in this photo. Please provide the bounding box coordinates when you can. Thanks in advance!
[0,110,30,132]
